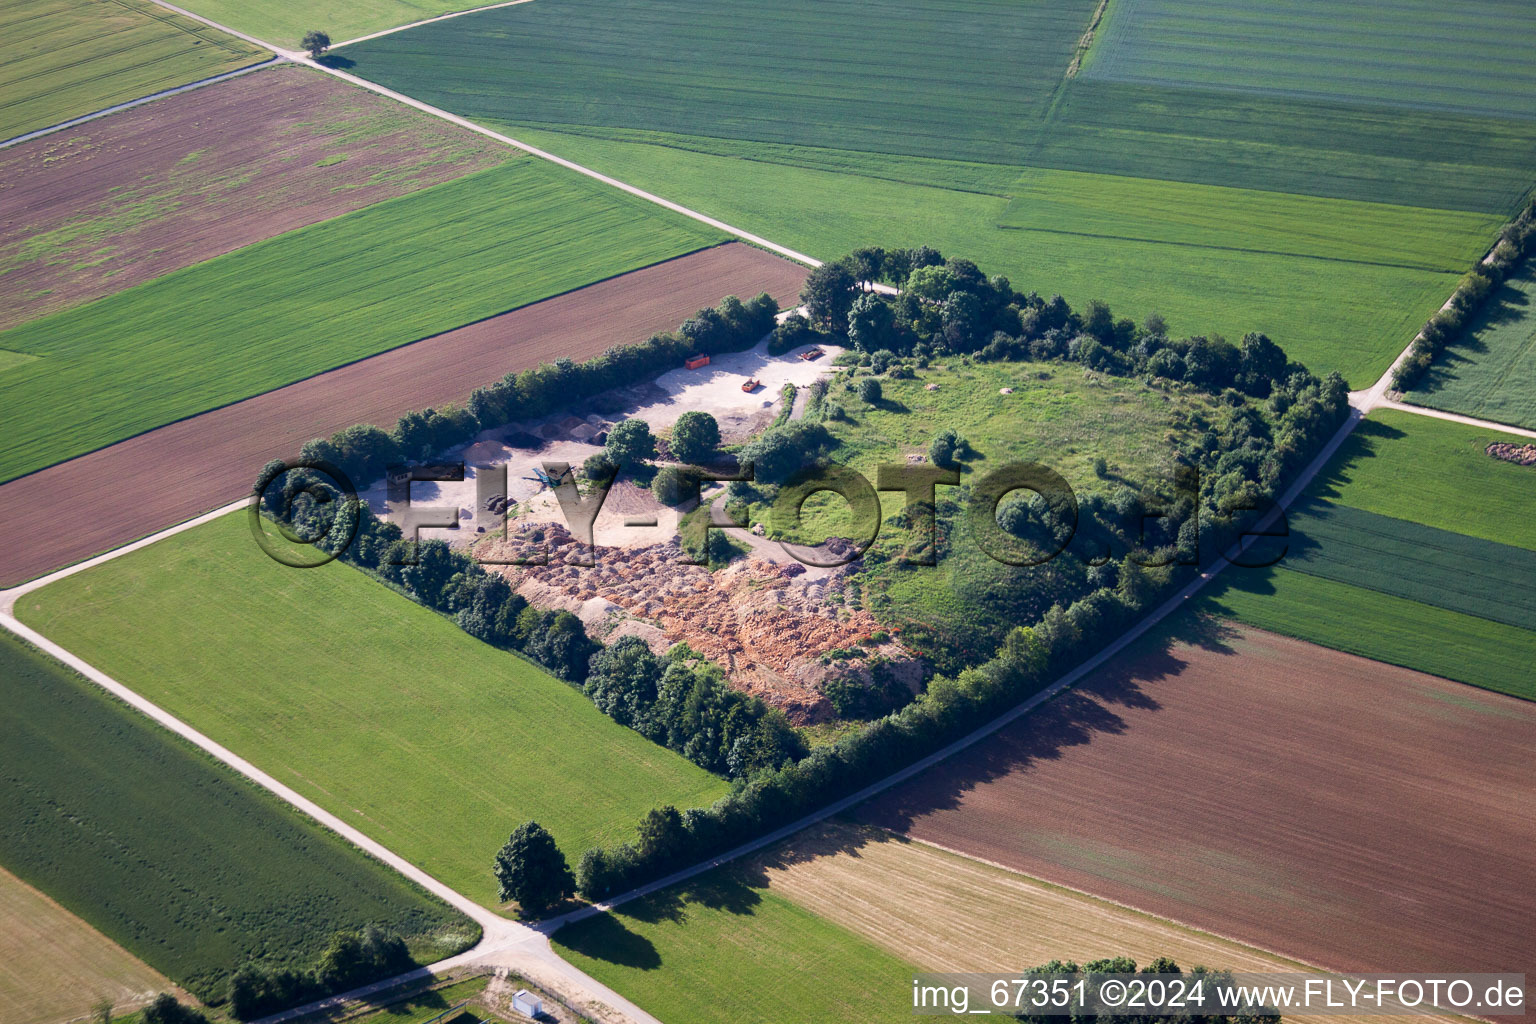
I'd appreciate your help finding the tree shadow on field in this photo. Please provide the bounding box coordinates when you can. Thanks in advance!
[556,870,766,970]
[555,912,662,970]
[1303,417,1407,505]
[854,609,1249,836]
[319,54,356,69]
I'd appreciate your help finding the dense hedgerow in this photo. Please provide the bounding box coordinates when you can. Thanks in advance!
[1392,196,1536,391]
[296,292,780,491]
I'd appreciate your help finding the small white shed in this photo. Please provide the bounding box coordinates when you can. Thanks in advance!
[510,989,542,1019]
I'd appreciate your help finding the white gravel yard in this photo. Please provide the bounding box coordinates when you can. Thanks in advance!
[366,338,842,546]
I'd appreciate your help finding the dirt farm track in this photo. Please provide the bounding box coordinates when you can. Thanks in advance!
[0,243,806,587]
[859,623,1536,980]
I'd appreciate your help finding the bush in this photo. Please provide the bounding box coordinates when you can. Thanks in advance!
[605,418,656,467]
[228,926,412,1020]
[143,996,209,1024]
[858,377,882,403]
[928,428,964,468]
[738,420,835,485]
[652,464,696,506]
[669,411,720,463]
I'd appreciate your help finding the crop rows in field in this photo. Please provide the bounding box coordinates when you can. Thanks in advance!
[1282,500,1536,631]
[1208,411,1536,700]
[0,0,267,141]
[15,513,730,906]
[554,814,1473,1024]
[341,0,1095,167]
[496,123,1467,386]
[858,623,1536,976]
[1203,568,1536,702]
[0,631,472,1001]
[1408,262,1536,430]
[1030,79,1536,214]
[1083,0,1536,120]
[340,0,1536,390]
[172,0,474,49]
[0,65,509,332]
[0,158,723,483]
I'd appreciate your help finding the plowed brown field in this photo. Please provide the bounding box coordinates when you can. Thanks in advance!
[859,623,1536,977]
[0,65,507,330]
[0,243,806,587]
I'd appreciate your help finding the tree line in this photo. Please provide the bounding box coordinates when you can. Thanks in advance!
[1393,195,1536,391]
[295,290,779,491]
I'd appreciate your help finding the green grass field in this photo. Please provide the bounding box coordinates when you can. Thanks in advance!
[1307,411,1536,550]
[336,0,1536,390]
[0,158,722,482]
[496,123,1462,385]
[1407,263,1536,430]
[1281,500,1536,631]
[0,0,268,141]
[553,870,910,1024]
[1201,569,1536,702]
[340,0,1096,167]
[1031,79,1536,214]
[1083,0,1536,119]
[1000,167,1499,271]
[0,630,475,1001]
[15,513,728,906]
[1203,409,1536,701]
[172,0,475,49]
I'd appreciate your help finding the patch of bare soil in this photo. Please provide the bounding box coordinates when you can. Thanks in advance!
[482,522,923,723]
[0,65,508,329]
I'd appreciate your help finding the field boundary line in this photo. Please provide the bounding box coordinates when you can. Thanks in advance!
[133,0,825,269]
[1372,399,1536,440]
[332,0,538,49]
[539,403,1367,934]
[0,57,282,150]
[994,222,1467,274]
[890,832,1333,973]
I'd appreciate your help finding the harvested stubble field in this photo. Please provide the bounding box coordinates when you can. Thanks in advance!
[0,65,508,330]
[0,157,723,483]
[554,821,1462,1024]
[0,242,804,588]
[0,631,474,1001]
[16,514,730,906]
[0,0,267,141]
[0,863,174,1024]
[858,623,1536,977]
[754,823,1455,1024]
